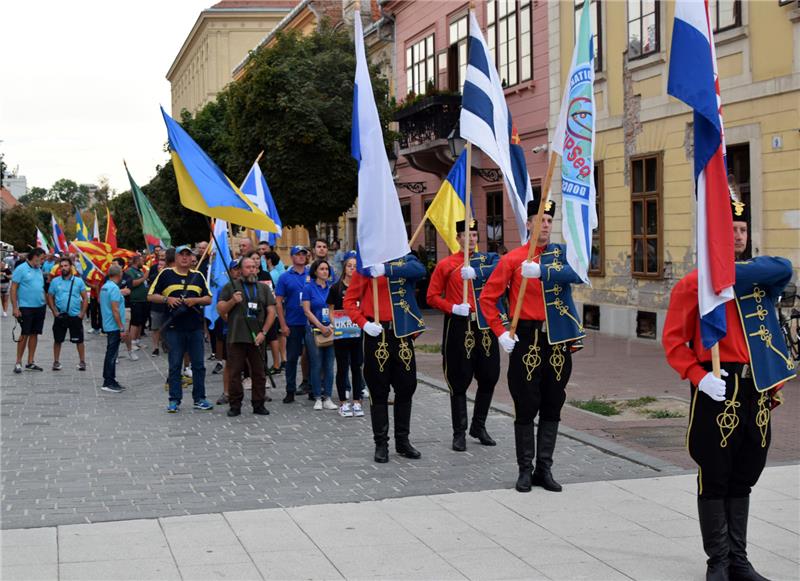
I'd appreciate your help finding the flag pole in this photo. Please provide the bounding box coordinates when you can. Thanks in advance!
[408,215,428,249]
[462,142,473,302]
[509,150,558,339]
[124,159,151,252]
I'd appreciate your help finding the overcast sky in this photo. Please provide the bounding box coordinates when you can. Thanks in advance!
[2,0,214,195]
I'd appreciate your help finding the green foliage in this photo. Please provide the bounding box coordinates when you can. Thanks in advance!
[415,343,442,354]
[625,396,657,408]
[569,397,620,416]
[49,178,89,208]
[646,409,685,419]
[0,206,38,250]
[18,186,48,206]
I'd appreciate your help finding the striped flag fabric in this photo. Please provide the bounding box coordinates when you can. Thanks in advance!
[240,160,282,246]
[460,11,532,242]
[204,218,232,330]
[92,210,100,241]
[551,0,597,284]
[126,162,172,249]
[351,8,410,268]
[105,208,118,250]
[35,227,50,252]
[51,215,68,253]
[74,208,89,241]
[668,0,735,348]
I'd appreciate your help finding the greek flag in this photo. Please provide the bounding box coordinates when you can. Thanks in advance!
[552,0,597,284]
[460,11,532,242]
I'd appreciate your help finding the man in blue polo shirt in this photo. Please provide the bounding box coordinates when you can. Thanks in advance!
[10,248,47,374]
[276,245,311,403]
[47,256,88,371]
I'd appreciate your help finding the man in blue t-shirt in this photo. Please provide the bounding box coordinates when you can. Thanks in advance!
[275,245,311,403]
[100,265,127,392]
[10,248,47,374]
[46,257,88,371]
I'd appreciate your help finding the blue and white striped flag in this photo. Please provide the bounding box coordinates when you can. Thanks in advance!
[551,0,597,284]
[240,160,282,246]
[205,218,232,330]
[460,11,532,242]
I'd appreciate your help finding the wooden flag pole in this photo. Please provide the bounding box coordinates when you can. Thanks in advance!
[711,344,721,378]
[408,215,428,249]
[462,142,473,302]
[509,150,558,339]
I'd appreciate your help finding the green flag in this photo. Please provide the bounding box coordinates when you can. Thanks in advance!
[125,162,172,249]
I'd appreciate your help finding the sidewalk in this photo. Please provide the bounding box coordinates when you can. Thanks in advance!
[414,310,800,470]
[2,465,797,581]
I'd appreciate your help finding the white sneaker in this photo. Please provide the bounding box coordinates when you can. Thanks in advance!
[128,350,139,361]
[2,311,7,317]
[362,386,370,398]
[323,398,338,411]
[339,402,353,417]
[183,366,193,378]
[242,377,252,390]
[352,402,364,417]
[132,339,141,346]
[313,398,323,411]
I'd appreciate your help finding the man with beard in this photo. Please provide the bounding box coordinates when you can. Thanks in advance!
[47,257,89,371]
[217,257,276,417]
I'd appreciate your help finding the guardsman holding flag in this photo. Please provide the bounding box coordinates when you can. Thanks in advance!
[664,3,795,579]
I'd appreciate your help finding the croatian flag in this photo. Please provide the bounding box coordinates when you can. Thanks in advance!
[240,160,282,246]
[460,11,532,242]
[668,0,735,348]
[51,215,68,254]
[351,8,409,268]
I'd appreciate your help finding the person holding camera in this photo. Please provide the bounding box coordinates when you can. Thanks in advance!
[148,245,213,413]
[47,257,88,371]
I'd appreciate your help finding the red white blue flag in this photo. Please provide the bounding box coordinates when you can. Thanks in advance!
[668,0,735,349]
[51,215,69,254]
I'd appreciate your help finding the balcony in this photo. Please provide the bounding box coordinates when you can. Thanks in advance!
[394,94,461,177]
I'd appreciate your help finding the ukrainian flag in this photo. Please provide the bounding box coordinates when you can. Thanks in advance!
[425,150,472,253]
[74,208,89,241]
[160,107,278,233]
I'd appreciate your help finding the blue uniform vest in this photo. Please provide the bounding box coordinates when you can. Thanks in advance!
[385,254,427,338]
[470,251,507,330]
[539,244,585,345]
[733,256,796,392]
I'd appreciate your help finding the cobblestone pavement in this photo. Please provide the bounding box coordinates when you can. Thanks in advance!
[0,316,668,529]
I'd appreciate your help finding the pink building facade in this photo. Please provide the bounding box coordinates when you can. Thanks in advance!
[386,0,551,268]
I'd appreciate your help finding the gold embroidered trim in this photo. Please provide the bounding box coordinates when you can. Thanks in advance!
[481,329,492,357]
[756,393,770,448]
[464,319,475,360]
[549,344,566,381]
[398,339,413,371]
[522,329,542,381]
[375,333,390,373]
[749,324,796,371]
[745,304,769,322]
[739,287,766,304]
[547,297,584,331]
[716,375,740,448]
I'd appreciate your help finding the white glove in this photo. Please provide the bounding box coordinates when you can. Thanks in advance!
[370,263,386,278]
[451,303,471,317]
[521,260,541,279]
[461,266,476,280]
[363,322,384,337]
[698,370,729,402]
[498,331,519,354]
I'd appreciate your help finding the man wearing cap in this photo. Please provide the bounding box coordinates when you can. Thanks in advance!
[148,245,214,413]
[217,257,276,417]
[480,197,585,493]
[344,252,426,463]
[427,219,504,451]
[275,245,312,403]
[663,197,794,581]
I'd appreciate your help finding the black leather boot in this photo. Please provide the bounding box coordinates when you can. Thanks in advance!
[514,424,535,492]
[371,403,389,463]
[531,420,562,492]
[469,386,497,446]
[394,400,421,459]
[727,497,769,581]
[698,498,731,581]
[451,394,467,451]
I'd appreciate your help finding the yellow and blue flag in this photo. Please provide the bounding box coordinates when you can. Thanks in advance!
[160,107,278,233]
[425,150,473,253]
[74,208,89,241]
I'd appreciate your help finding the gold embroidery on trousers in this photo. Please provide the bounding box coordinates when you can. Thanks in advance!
[398,339,413,371]
[749,325,796,370]
[522,329,542,381]
[716,375,740,448]
[549,344,566,381]
[464,319,475,360]
[375,332,390,373]
[756,393,770,448]
[481,329,492,357]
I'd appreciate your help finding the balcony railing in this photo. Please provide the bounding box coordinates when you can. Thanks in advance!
[394,94,461,150]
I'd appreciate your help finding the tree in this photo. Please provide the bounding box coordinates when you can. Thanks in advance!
[0,206,38,250]
[18,186,48,206]
[49,178,89,208]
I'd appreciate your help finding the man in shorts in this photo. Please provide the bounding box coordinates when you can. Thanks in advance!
[46,257,88,371]
[10,248,47,373]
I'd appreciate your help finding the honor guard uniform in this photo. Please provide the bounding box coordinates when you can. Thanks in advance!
[343,253,426,463]
[427,219,505,451]
[663,197,795,581]
[480,197,585,493]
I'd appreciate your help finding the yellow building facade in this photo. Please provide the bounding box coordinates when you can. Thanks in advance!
[548,0,800,340]
[167,1,295,117]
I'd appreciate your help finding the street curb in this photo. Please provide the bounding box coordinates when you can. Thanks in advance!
[417,372,687,476]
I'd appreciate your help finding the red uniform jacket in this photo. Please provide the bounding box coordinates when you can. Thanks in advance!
[426,252,477,314]
[343,271,392,328]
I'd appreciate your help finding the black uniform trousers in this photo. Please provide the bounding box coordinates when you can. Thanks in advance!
[688,362,773,500]
[443,314,500,418]
[507,320,572,426]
